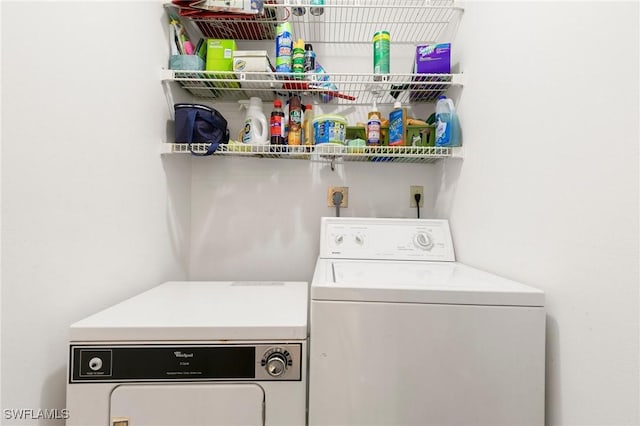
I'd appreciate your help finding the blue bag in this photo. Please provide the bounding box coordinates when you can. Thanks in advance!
[174,103,229,156]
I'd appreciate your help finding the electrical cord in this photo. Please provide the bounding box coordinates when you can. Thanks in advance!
[333,191,344,217]
[414,192,422,218]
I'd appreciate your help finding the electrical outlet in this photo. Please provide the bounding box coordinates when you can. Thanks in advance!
[327,187,349,207]
[410,185,424,207]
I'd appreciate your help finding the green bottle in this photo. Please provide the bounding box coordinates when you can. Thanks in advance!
[292,39,305,80]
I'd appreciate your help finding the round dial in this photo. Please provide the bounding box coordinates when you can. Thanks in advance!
[265,352,287,377]
[88,357,103,371]
[334,234,344,245]
[354,233,365,245]
[413,232,434,250]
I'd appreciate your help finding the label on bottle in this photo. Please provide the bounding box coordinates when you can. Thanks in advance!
[435,113,450,146]
[271,114,284,138]
[242,118,253,144]
[290,109,302,127]
[373,31,390,78]
[388,108,404,146]
[367,117,381,145]
[275,24,293,73]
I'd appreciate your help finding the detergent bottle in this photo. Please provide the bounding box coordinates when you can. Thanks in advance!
[366,100,381,146]
[240,97,269,145]
[435,95,461,147]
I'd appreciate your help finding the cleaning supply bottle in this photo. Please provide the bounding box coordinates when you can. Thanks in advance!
[304,44,316,79]
[292,39,306,80]
[366,101,381,146]
[288,95,302,146]
[270,99,285,145]
[240,97,268,145]
[388,101,407,146]
[435,95,461,147]
[310,0,325,16]
[275,22,293,74]
[303,104,314,146]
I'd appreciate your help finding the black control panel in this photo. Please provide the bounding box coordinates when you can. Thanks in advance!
[69,344,302,383]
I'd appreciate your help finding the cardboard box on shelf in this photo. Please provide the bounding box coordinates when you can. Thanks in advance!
[206,39,237,71]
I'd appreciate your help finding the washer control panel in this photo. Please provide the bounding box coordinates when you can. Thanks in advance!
[321,217,455,261]
[69,343,302,383]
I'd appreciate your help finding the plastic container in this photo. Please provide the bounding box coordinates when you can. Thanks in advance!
[310,0,325,16]
[303,104,314,146]
[304,44,316,77]
[367,101,382,146]
[292,39,305,80]
[240,97,268,145]
[288,95,302,146]
[388,101,407,146]
[313,114,348,145]
[275,22,293,73]
[373,30,390,80]
[292,0,306,16]
[270,99,285,145]
[435,95,461,147]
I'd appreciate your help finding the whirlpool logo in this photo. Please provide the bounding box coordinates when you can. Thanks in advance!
[173,351,194,358]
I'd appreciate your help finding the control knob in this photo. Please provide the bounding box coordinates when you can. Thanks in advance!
[265,352,287,377]
[88,357,103,371]
[413,232,434,250]
[334,234,344,245]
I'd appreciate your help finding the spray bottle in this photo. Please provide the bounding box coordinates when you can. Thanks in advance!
[367,100,381,146]
[239,97,268,145]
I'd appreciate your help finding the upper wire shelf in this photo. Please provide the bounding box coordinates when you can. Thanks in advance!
[161,70,464,105]
[171,0,463,44]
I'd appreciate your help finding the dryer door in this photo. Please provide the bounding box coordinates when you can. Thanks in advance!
[110,383,264,426]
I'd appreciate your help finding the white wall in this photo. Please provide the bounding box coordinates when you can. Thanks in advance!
[189,157,439,280]
[439,1,639,425]
[1,2,189,425]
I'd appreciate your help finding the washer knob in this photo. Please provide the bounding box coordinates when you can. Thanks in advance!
[265,352,287,377]
[354,233,365,245]
[414,232,434,250]
[88,357,103,371]
[334,234,344,245]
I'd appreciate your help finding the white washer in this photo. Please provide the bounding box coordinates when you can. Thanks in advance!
[308,217,545,426]
[67,281,308,426]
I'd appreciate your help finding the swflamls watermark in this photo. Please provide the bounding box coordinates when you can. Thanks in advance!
[3,408,70,420]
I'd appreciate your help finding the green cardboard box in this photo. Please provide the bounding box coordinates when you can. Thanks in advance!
[206,39,237,71]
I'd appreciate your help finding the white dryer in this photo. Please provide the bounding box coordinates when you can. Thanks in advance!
[308,217,545,426]
[67,281,308,426]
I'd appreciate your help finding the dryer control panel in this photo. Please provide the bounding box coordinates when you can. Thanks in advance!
[69,343,302,383]
[320,217,455,261]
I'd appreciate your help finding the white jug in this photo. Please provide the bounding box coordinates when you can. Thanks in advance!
[239,97,269,145]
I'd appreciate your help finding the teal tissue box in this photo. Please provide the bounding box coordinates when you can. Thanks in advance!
[170,55,205,71]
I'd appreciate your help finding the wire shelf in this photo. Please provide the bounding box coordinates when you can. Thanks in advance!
[176,1,462,44]
[163,70,463,105]
[162,143,460,164]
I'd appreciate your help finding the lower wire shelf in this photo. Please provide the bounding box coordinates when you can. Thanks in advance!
[161,143,463,164]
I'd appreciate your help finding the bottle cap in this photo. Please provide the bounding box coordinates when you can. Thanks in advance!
[393,101,402,108]
[438,95,446,100]
[274,99,282,107]
[305,43,313,51]
[305,104,312,110]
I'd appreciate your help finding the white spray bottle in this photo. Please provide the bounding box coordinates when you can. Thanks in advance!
[239,97,269,145]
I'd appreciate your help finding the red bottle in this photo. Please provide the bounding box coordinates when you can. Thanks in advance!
[270,99,285,145]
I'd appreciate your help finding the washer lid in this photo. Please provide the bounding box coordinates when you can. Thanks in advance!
[311,259,544,307]
[70,281,308,342]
